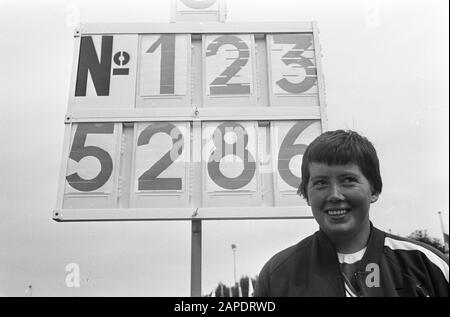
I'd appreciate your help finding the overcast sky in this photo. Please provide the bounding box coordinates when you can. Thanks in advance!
[0,0,448,297]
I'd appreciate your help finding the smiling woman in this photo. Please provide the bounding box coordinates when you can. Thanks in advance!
[0,0,447,298]
[299,130,382,254]
[256,130,449,297]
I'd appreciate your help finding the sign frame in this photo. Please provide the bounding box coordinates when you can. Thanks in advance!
[55,21,327,222]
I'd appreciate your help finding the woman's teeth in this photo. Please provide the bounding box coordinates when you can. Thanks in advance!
[327,209,348,216]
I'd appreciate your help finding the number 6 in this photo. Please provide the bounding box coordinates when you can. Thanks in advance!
[277,121,316,188]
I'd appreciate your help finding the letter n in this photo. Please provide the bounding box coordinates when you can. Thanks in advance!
[75,36,113,96]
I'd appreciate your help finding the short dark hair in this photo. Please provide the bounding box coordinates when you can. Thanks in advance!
[298,130,382,201]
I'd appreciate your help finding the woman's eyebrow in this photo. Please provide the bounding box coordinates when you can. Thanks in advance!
[309,175,328,180]
[339,171,360,178]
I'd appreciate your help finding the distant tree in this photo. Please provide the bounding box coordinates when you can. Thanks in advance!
[208,275,258,297]
[407,229,446,253]
[230,283,239,297]
[240,276,249,297]
[213,282,230,297]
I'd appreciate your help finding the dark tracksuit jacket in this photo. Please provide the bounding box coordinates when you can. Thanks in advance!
[256,225,449,297]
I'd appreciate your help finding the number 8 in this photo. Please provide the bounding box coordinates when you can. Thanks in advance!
[207,122,256,190]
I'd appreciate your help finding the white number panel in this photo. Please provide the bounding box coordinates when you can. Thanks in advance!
[268,34,319,107]
[70,35,138,110]
[272,120,322,206]
[136,34,191,108]
[63,123,122,209]
[203,34,257,107]
[131,122,191,208]
[202,121,261,207]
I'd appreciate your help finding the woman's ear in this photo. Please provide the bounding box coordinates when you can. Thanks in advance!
[370,194,379,203]
[297,187,309,205]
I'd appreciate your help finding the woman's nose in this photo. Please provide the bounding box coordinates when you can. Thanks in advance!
[327,183,345,201]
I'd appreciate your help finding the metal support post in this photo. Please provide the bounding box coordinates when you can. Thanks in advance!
[191,219,202,296]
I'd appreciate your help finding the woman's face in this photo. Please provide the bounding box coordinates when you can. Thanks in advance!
[306,162,378,242]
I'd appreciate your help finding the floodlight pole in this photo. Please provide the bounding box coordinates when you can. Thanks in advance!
[191,220,202,297]
[438,211,448,253]
[231,244,237,285]
[438,211,446,240]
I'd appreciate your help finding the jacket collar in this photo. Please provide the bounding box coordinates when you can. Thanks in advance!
[359,224,386,268]
[313,223,387,296]
[316,222,386,264]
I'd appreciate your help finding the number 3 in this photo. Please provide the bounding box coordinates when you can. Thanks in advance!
[273,34,317,94]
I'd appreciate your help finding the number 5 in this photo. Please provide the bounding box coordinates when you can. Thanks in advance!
[66,123,114,192]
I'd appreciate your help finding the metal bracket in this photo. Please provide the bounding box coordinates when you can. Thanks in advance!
[74,27,83,38]
[193,106,200,118]
[64,115,72,123]
[53,210,62,221]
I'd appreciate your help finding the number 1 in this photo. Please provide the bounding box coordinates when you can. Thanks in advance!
[147,35,176,94]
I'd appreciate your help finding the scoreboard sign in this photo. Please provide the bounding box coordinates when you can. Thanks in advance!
[54,21,327,221]
[170,0,227,22]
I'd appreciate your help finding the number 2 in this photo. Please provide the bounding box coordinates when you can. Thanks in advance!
[206,35,251,95]
[137,123,184,191]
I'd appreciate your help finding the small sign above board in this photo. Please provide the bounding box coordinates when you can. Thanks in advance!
[170,0,227,22]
